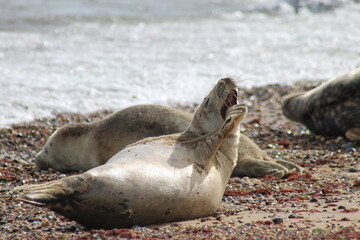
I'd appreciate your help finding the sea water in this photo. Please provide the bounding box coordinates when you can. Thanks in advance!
[0,0,359,127]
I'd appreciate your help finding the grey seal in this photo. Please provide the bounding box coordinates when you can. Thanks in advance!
[282,67,360,140]
[14,78,247,229]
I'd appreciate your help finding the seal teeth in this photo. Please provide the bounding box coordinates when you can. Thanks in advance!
[221,90,238,119]
[229,90,238,107]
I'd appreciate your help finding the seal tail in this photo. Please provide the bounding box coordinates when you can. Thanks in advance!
[13,174,91,206]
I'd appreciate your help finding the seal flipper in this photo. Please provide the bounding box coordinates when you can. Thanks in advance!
[13,174,92,206]
[275,159,303,174]
[179,105,247,171]
[345,128,360,141]
[205,105,248,166]
[233,157,303,178]
[233,157,288,178]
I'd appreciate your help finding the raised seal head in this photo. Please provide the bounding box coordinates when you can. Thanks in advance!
[186,77,240,137]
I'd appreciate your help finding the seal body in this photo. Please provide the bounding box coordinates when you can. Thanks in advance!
[14,78,247,229]
[282,68,360,140]
[35,105,191,171]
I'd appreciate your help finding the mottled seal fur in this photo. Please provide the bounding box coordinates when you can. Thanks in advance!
[14,78,246,229]
[282,67,360,140]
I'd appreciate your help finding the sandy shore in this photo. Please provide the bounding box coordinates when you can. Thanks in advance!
[1,83,359,239]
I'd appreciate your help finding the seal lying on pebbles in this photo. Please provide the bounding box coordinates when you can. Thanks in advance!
[282,67,360,140]
[36,104,301,178]
[14,78,247,229]
[35,105,191,171]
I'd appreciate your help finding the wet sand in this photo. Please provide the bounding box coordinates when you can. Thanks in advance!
[1,83,359,239]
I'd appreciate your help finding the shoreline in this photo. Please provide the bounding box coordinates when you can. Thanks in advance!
[1,83,359,239]
[0,80,323,130]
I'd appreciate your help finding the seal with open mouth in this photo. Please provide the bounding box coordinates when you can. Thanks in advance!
[13,78,247,229]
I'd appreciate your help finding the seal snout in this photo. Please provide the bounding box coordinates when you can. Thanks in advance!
[281,92,304,122]
[34,152,49,170]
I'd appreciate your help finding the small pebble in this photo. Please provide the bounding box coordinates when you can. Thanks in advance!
[64,225,77,232]
[310,198,318,202]
[348,168,359,173]
[327,144,338,151]
[272,217,284,224]
[341,142,353,149]
[346,148,357,153]
[338,206,346,209]
[267,144,276,149]
[288,214,297,219]
[21,226,31,232]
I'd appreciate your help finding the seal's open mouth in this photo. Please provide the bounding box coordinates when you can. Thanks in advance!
[221,90,238,119]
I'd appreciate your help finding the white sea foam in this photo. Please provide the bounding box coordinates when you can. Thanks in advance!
[0,0,359,127]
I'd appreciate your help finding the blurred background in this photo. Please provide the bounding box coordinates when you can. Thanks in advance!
[0,0,359,127]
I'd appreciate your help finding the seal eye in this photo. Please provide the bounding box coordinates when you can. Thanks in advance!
[44,147,48,154]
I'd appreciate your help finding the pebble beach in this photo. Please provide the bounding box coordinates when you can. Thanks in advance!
[1,83,359,239]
